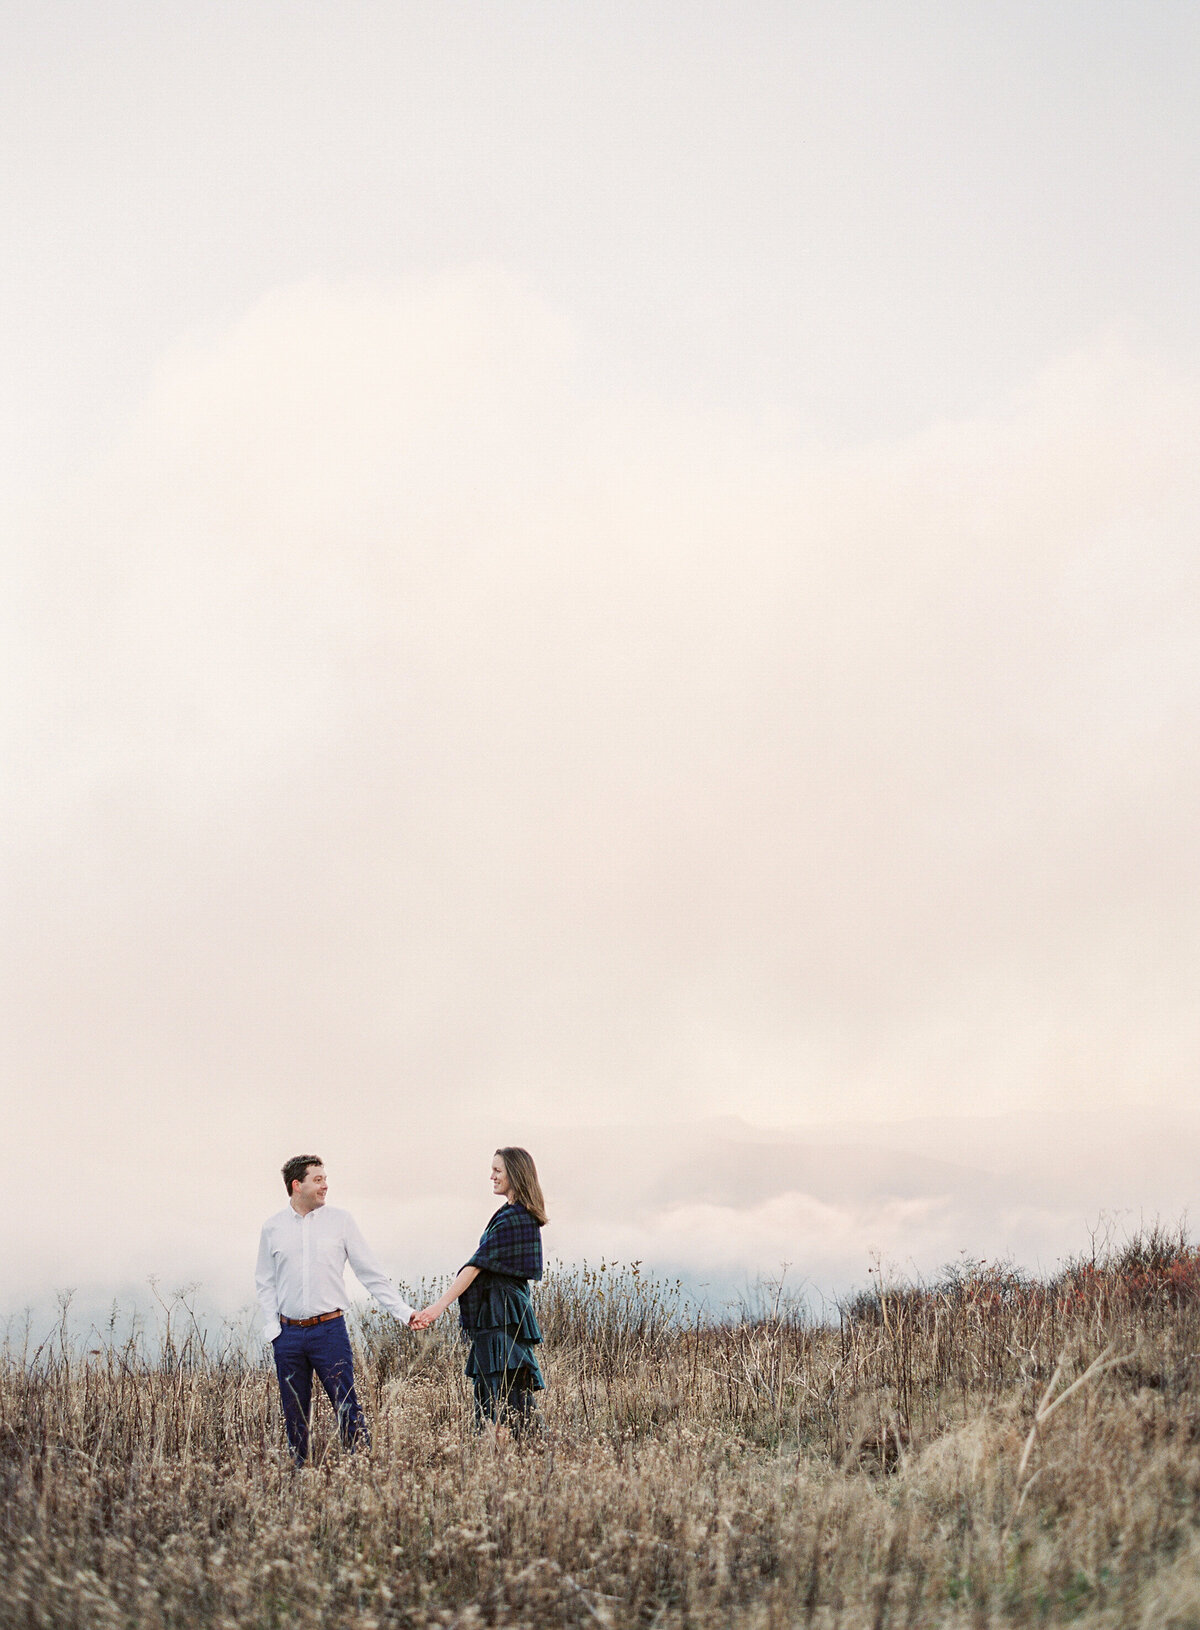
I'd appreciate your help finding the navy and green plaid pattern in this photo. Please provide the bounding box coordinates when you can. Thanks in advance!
[466,1202,543,1282]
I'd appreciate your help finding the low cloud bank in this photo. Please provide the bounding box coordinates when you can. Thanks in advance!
[10,1112,1195,1342]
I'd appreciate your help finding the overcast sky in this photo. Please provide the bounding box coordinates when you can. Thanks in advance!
[4,3,1199,1321]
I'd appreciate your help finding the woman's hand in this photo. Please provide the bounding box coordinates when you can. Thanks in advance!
[411,1265,478,1330]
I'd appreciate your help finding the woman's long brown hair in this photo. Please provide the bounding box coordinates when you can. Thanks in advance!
[496,1146,548,1225]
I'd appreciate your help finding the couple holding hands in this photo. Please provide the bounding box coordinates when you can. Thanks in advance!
[254,1147,547,1465]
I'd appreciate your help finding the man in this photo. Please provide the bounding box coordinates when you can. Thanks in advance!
[255,1154,416,1465]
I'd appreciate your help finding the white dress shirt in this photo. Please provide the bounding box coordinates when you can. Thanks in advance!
[255,1203,416,1343]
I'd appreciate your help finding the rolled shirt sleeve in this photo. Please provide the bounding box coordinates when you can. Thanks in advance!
[344,1214,417,1325]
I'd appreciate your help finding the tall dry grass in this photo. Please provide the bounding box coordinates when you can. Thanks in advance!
[3,1230,1200,1628]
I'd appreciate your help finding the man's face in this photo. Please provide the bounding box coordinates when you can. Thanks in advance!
[292,1163,328,1210]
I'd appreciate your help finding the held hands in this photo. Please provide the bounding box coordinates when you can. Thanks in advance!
[408,1264,475,1330]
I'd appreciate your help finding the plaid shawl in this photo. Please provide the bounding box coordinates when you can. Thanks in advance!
[466,1202,543,1282]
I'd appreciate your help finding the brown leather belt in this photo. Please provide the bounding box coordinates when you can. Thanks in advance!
[280,1309,344,1328]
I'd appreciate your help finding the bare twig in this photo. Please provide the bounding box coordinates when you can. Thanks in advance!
[1008,1342,1136,1532]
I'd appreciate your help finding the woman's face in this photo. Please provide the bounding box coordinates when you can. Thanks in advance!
[491,1154,512,1199]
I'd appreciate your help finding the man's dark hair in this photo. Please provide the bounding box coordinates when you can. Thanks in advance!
[282,1155,323,1196]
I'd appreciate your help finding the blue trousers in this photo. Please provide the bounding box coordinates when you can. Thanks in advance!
[272,1316,368,1464]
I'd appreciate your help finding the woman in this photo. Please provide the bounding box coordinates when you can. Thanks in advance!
[414,1147,547,1438]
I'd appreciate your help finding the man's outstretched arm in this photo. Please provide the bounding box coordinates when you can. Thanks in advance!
[344,1215,417,1325]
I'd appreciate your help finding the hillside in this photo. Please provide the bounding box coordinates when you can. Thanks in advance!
[3,1230,1199,1628]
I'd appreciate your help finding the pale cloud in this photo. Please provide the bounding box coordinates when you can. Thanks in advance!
[5,272,1200,1314]
[11,1111,1196,1328]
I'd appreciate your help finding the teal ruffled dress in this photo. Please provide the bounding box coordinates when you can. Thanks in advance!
[458,1203,545,1430]
[461,1274,545,1389]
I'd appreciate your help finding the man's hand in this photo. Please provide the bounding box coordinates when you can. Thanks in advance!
[411,1306,439,1331]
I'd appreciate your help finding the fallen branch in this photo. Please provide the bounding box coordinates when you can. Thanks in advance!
[1006,1342,1136,1533]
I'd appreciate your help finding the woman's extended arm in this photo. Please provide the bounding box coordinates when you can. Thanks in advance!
[413,1264,480,1329]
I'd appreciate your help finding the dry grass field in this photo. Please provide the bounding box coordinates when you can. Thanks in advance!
[3,1230,1200,1629]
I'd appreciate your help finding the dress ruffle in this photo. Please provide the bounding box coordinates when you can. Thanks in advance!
[462,1273,545,1392]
